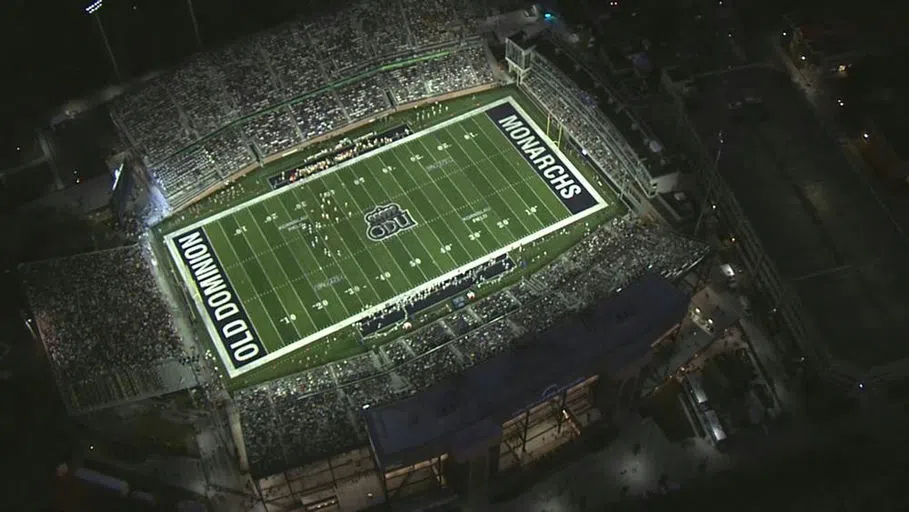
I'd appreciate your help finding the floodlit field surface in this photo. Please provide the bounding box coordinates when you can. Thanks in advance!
[166,97,607,377]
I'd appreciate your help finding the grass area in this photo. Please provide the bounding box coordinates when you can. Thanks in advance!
[155,87,626,390]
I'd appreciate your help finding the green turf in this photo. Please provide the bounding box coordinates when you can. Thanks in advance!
[168,98,607,376]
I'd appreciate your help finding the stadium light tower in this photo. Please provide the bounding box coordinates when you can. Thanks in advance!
[186,0,203,49]
[85,0,122,82]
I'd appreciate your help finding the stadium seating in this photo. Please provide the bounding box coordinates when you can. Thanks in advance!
[168,55,236,137]
[335,74,392,122]
[290,90,348,141]
[240,107,303,158]
[235,218,709,476]
[110,0,499,213]
[21,246,195,413]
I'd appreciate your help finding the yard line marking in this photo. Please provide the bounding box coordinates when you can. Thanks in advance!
[366,152,436,284]
[332,163,417,302]
[406,133,496,259]
[470,116,567,226]
[459,117,556,232]
[307,173,385,311]
[433,121,539,242]
[263,193,330,333]
[212,220,287,349]
[239,208,306,341]
[380,147,467,267]
[316,173,395,308]
[446,121,540,242]
[275,186,357,321]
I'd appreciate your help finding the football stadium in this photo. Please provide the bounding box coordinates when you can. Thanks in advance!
[20,3,711,508]
[166,97,610,378]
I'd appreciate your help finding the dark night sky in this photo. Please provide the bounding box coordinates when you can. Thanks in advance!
[0,0,328,134]
[0,0,903,134]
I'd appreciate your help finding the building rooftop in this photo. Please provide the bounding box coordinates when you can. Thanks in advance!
[364,274,689,469]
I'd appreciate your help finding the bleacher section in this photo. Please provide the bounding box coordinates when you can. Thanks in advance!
[21,246,198,414]
[111,0,498,212]
[235,218,709,477]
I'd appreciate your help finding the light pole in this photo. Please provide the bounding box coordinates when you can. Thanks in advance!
[186,0,203,49]
[693,130,725,237]
[85,0,121,82]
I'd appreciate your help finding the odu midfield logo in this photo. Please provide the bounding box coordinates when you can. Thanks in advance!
[365,203,417,242]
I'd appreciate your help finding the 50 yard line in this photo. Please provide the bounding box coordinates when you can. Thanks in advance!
[292,174,383,312]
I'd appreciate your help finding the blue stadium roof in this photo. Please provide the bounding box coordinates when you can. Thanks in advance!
[363,274,689,469]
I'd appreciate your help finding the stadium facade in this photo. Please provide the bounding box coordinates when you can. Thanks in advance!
[364,274,688,502]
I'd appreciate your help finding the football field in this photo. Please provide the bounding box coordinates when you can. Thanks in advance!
[166,97,608,377]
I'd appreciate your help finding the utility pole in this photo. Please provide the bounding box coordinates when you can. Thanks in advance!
[693,131,725,237]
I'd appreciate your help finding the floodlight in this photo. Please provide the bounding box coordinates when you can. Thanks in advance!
[85,0,103,14]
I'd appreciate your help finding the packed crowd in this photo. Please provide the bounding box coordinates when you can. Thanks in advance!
[386,45,494,104]
[22,246,187,409]
[381,338,414,366]
[291,90,349,142]
[471,290,521,322]
[236,219,709,476]
[151,128,256,207]
[446,309,483,336]
[241,108,304,159]
[454,318,517,366]
[112,0,497,212]
[405,321,452,355]
[147,43,492,211]
[311,0,413,78]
